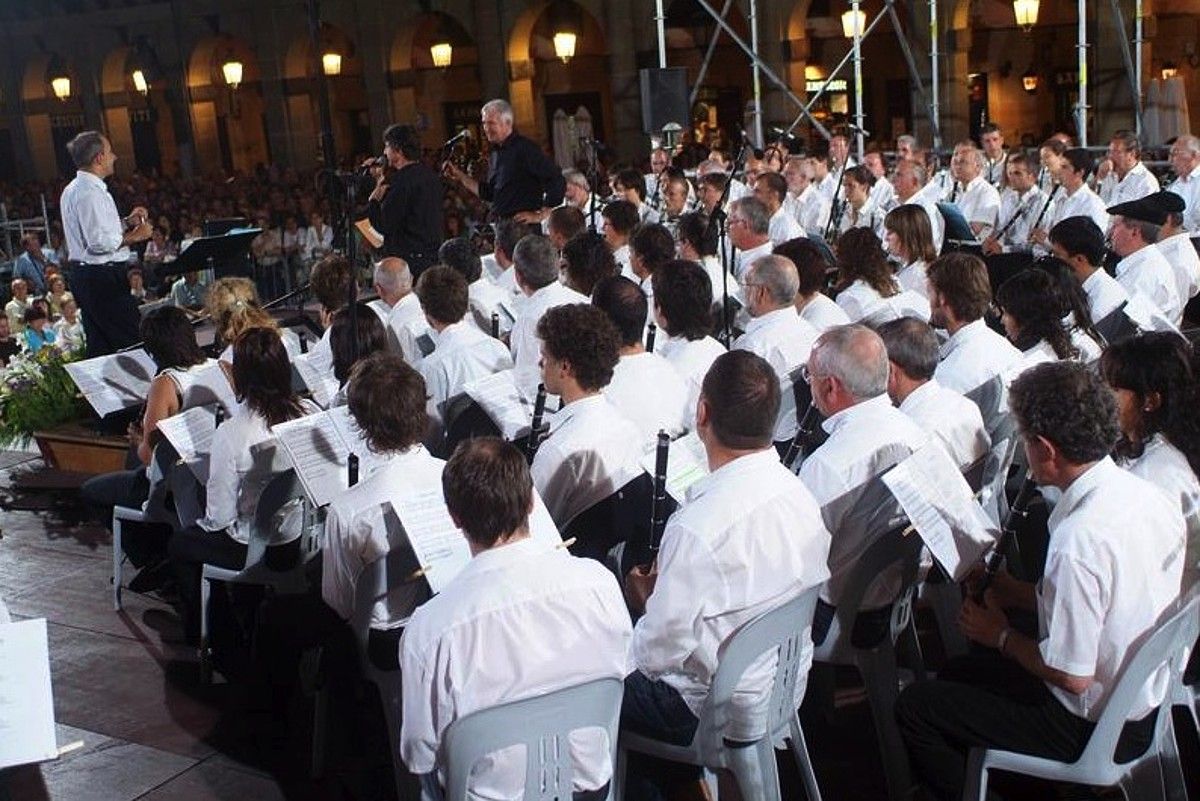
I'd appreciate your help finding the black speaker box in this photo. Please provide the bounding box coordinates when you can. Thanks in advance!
[639,67,690,135]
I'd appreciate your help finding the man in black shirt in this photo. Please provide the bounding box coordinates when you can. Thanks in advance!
[444,99,565,223]
[366,124,444,278]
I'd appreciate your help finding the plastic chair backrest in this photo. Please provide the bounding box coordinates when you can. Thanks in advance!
[698,586,822,751]
[965,374,1008,444]
[440,677,624,801]
[1079,584,1200,765]
[243,451,305,566]
[441,395,501,458]
[349,544,415,660]
[834,522,924,644]
[563,473,660,563]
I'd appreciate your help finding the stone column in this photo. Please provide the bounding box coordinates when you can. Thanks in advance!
[604,0,642,160]
[474,0,508,101]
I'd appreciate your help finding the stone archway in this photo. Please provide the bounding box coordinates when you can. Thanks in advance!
[22,54,84,178]
[187,35,268,176]
[387,11,482,146]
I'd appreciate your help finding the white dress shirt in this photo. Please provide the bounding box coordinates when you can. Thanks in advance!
[788,186,831,237]
[1114,245,1183,324]
[530,394,644,527]
[894,259,929,298]
[898,379,990,471]
[509,282,587,397]
[1080,268,1130,322]
[321,447,444,627]
[657,334,725,427]
[869,176,897,212]
[1039,458,1184,721]
[1167,164,1200,235]
[400,538,632,800]
[836,198,885,240]
[994,185,1049,253]
[837,281,930,325]
[954,175,1001,236]
[419,322,514,422]
[768,207,804,247]
[303,225,334,261]
[1044,183,1109,235]
[732,240,774,281]
[59,170,132,264]
[934,319,1023,396]
[1155,233,1200,315]
[1098,161,1160,206]
[1122,435,1200,585]
[798,394,928,606]
[468,278,516,338]
[799,293,851,332]
[983,153,1008,188]
[632,449,831,741]
[613,244,632,278]
[734,307,820,442]
[369,294,431,367]
[481,253,504,282]
[603,351,690,443]
[835,279,888,322]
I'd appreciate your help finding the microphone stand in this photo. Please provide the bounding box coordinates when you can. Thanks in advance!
[703,135,750,348]
[823,159,847,243]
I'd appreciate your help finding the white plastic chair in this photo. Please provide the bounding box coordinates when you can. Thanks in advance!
[814,524,926,801]
[112,441,183,611]
[198,462,318,683]
[421,677,624,801]
[963,585,1200,801]
[613,586,825,801]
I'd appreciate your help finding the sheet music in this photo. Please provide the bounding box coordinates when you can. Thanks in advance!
[639,432,709,503]
[0,618,58,769]
[272,409,352,507]
[1122,293,1179,334]
[64,349,157,417]
[882,442,999,581]
[354,218,384,249]
[464,369,534,440]
[292,352,340,409]
[155,407,217,483]
[180,361,238,415]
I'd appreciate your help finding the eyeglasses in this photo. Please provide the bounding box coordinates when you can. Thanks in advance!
[727,217,747,227]
[799,364,817,385]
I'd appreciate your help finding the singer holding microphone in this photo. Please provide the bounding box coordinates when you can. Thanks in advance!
[365,124,443,279]
[443,98,565,224]
[59,130,153,357]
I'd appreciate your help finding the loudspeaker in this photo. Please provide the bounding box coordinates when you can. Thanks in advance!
[639,67,690,135]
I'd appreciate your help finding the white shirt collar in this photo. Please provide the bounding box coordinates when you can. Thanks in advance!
[820,393,893,436]
[684,448,776,503]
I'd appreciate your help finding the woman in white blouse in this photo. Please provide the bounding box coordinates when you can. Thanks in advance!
[1100,333,1200,589]
[995,269,1079,366]
[167,328,317,642]
[1035,256,1105,363]
[883,204,937,298]
[832,228,914,322]
[835,165,884,239]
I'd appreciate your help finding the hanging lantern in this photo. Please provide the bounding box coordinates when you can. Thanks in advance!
[321,51,342,76]
[841,9,866,39]
[553,31,576,63]
[222,60,243,89]
[51,75,71,100]
[1022,68,1039,94]
[1013,0,1040,32]
[132,69,149,95]
[431,42,452,68]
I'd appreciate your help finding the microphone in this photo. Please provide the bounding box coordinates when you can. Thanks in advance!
[443,129,471,148]
[845,123,872,138]
[770,126,798,141]
[357,155,386,174]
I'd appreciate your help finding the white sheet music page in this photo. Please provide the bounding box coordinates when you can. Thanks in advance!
[292,353,340,409]
[463,369,533,440]
[882,441,999,580]
[182,361,238,415]
[0,618,58,769]
[156,407,217,483]
[272,410,351,507]
[64,349,157,417]
[639,432,710,503]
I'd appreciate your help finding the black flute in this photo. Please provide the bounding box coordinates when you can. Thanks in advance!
[1028,184,1061,235]
[526,383,549,461]
[648,430,671,557]
[973,472,1038,603]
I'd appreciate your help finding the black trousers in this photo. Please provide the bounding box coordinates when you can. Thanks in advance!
[620,671,702,801]
[66,261,141,357]
[895,653,1156,801]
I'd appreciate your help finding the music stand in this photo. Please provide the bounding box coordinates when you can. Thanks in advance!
[156,229,260,281]
[936,202,983,257]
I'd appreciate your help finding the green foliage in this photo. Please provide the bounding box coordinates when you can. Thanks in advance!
[0,346,87,448]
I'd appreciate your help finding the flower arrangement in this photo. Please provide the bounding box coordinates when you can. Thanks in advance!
[0,346,86,448]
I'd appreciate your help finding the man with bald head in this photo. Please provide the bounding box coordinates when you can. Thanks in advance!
[797,323,928,643]
[734,254,819,449]
[369,256,431,365]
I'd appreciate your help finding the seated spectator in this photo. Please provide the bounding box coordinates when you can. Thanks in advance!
[45,274,74,320]
[52,297,86,354]
[143,227,178,266]
[128,267,150,304]
[13,232,56,294]
[561,230,617,298]
[0,316,19,366]
[774,236,848,332]
[652,259,726,427]
[169,271,206,311]
[896,362,1185,801]
[531,303,643,528]
[5,278,30,333]
[401,438,631,799]
[22,305,56,354]
[304,211,333,263]
[623,350,831,800]
[592,275,689,442]
[415,265,512,423]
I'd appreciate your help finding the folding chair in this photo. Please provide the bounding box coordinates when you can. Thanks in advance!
[613,587,825,801]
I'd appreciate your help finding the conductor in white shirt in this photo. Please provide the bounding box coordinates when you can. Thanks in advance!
[622,349,831,801]
[59,130,153,356]
[400,438,632,801]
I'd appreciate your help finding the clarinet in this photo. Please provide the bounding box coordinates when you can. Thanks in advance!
[347,453,359,487]
[526,383,549,461]
[991,192,1037,242]
[973,472,1037,603]
[782,401,820,470]
[648,430,671,557]
[1028,184,1061,235]
[645,322,657,353]
[822,162,847,242]
[490,312,500,340]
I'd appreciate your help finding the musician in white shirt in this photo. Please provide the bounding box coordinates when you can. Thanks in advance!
[415,266,513,423]
[863,151,897,210]
[563,168,605,233]
[981,153,1048,256]
[1098,130,1160,206]
[509,234,588,396]
[754,172,804,246]
[897,362,1185,801]
[1107,197,1183,324]
[1049,216,1132,325]
[401,438,632,801]
[835,166,886,241]
[775,237,849,332]
[724,196,774,280]
[622,349,831,800]
[782,155,829,237]
[833,228,930,325]
[891,160,944,253]
[592,275,689,443]
[878,317,989,472]
[530,303,643,530]
[367,256,430,367]
[734,254,820,447]
[883,204,937,298]
[1166,134,1200,237]
[437,237,515,338]
[928,253,1022,396]
[948,145,1001,238]
[979,123,1008,189]
[1033,148,1109,252]
[652,260,727,428]
[602,200,639,279]
[1149,191,1200,315]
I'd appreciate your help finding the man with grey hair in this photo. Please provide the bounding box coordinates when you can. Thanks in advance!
[734,254,819,448]
[896,134,918,162]
[1106,196,1183,323]
[1166,134,1200,239]
[59,130,153,356]
[797,323,927,643]
[948,144,1000,238]
[508,234,587,394]
[1098,129,1160,206]
[444,98,565,222]
[727,196,774,279]
[369,256,430,365]
[562,168,602,231]
[877,316,989,472]
[892,159,945,251]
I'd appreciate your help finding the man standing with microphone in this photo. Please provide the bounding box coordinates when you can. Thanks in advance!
[59,131,152,357]
[444,98,565,224]
[366,124,444,279]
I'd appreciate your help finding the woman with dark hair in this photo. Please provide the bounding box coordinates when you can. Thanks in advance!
[995,269,1077,362]
[883,204,937,298]
[834,165,883,239]
[329,302,388,391]
[167,327,317,641]
[1100,332,1200,585]
[833,228,931,323]
[774,236,847,332]
[80,305,216,590]
[21,305,56,353]
[675,211,726,304]
[1033,255,1103,361]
